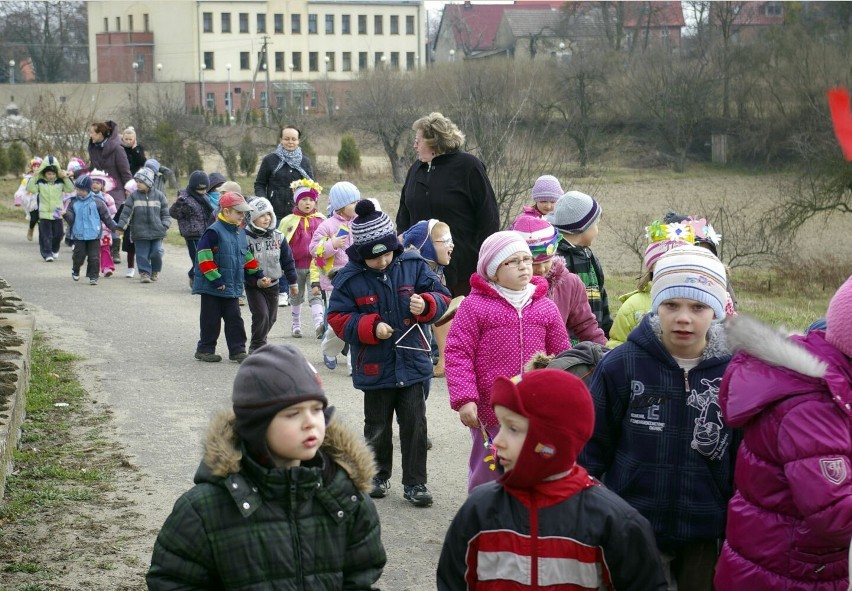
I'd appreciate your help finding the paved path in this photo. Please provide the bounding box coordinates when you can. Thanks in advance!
[0,221,470,590]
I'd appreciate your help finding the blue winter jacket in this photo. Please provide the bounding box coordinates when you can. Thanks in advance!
[63,193,117,241]
[327,250,451,391]
[192,220,250,298]
[578,314,739,552]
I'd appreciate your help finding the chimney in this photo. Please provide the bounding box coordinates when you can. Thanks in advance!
[463,0,472,9]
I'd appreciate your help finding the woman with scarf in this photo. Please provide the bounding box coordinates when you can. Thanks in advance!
[253,125,314,221]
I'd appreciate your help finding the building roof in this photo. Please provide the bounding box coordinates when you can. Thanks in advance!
[502,9,561,38]
[437,2,554,51]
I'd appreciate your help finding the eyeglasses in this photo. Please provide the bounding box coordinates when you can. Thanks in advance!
[502,256,534,268]
[434,237,453,247]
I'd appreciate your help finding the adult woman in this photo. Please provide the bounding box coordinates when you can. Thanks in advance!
[253,125,314,221]
[89,120,133,263]
[121,126,147,175]
[397,112,499,298]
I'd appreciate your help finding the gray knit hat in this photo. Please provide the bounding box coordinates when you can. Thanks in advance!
[346,199,400,261]
[547,191,602,234]
[134,166,156,188]
[233,344,329,463]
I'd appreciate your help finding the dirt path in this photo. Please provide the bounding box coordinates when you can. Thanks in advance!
[0,221,469,590]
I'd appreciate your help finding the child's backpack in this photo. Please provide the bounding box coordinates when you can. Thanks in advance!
[525,342,609,385]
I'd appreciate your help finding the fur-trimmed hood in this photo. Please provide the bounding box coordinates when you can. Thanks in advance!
[199,408,377,493]
[722,314,852,426]
[543,255,569,293]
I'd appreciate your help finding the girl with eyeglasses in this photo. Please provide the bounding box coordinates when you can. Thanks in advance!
[445,231,570,493]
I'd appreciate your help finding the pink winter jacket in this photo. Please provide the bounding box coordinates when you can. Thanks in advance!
[445,273,571,429]
[715,315,852,591]
[309,212,353,291]
[545,256,607,345]
[509,205,543,229]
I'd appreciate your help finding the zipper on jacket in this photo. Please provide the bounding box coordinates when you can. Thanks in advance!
[289,483,305,589]
[529,490,539,588]
[517,308,525,376]
[683,369,690,393]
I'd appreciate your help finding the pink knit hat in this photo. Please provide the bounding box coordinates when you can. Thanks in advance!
[644,240,689,271]
[531,175,563,203]
[513,217,559,263]
[826,276,852,358]
[477,231,531,279]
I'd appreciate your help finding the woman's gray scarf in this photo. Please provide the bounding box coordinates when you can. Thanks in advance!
[273,144,311,179]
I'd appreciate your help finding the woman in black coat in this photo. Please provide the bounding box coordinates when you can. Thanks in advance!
[121,126,147,175]
[253,125,314,221]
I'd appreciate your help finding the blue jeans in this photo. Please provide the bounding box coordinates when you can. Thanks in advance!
[134,238,164,275]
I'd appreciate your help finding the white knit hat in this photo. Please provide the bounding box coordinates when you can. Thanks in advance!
[650,245,727,319]
[477,231,531,279]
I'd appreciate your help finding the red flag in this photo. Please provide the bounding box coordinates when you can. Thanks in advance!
[827,87,852,161]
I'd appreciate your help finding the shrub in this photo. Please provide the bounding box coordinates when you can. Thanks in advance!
[0,145,8,176]
[239,133,257,175]
[223,147,238,179]
[184,144,204,174]
[337,135,361,172]
[7,142,27,174]
[301,136,317,166]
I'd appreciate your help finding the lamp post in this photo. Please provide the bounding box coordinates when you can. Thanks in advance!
[324,55,332,118]
[132,61,139,83]
[156,63,162,80]
[8,60,14,84]
[226,63,232,119]
[200,62,206,112]
[558,42,565,61]
[449,49,455,63]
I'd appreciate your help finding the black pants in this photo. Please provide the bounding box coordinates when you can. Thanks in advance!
[662,540,721,591]
[245,284,279,352]
[72,239,101,280]
[197,294,246,356]
[38,218,63,258]
[363,383,427,486]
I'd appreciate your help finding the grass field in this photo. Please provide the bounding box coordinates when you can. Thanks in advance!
[3,164,848,332]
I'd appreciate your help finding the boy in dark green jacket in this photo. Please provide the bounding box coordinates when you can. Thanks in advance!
[147,344,386,590]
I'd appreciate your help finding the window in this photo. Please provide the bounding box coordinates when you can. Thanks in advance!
[342,52,352,71]
[390,51,399,69]
[103,17,108,32]
[257,14,267,33]
[325,52,335,71]
[274,13,284,33]
[325,14,334,34]
[309,52,318,72]
[129,15,134,31]
[240,52,250,70]
[203,51,214,70]
[374,51,384,66]
[342,15,351,34]
[308,14,317,34]
[406,51,415,70]
[358,15,367,34]
[765,2,783,16]
[292,14,301,34]
[221,13,231,33]
[144,13,150,32]
[406,15,414,35]
[275,51,285,71]
[310,91,318,108]
[260,91,268,109]
[203,12,212,32]
[206,93,215,112]
[358,51,367,70]
[390,15,399,35]
[116,16,121,31]
[292,52,302,71]
[239,13,249,33]
[374,15,383,34]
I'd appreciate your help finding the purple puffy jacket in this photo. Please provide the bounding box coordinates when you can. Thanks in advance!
[716,315,852,591]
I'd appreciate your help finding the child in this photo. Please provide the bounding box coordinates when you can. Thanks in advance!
[116,167,171,284]
[169,171,214,286]
[714,278,852,591]
[279,179,326,338]
[16,156,42,241]
[146,344,386,589]
[327,199,451,507]
[510,174,563,228]
[244,197,299,353]
[62,175,118,285]
[119,178,138,278]
[579,245,738,591]
[26,155,73,262]
[309,181,361,370]
[437,368,667,590]
[445,231,570,493]
[88,172,118,278]
[192,192,270,364]
[514,217,607,345]
[548,190,612,337]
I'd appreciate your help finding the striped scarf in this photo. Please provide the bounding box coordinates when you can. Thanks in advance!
[273,144,311,179]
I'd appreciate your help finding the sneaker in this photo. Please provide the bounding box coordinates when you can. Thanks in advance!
[112,256,121,264]
[126,268,136,278]
[323,355,337,370]
[151,272,159,282]
[238,297,246,306]
[52,252,59,260]
[229,352,248,364]
[292,327,302,338]
[316,325,324,339]
[104,270,113,277]
[194,351,222,362]
[71,272,80,282]
[44,256,54,262]
[140,273,152,284]
[279,293,290,307]
[26,227,33,241]
[89,278,98,286]
[369,478,390,499]
[403,484,433,507]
